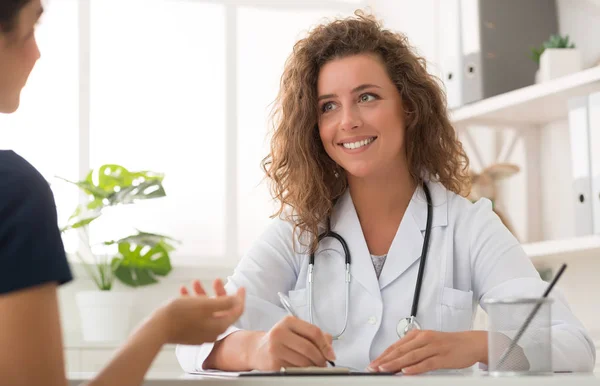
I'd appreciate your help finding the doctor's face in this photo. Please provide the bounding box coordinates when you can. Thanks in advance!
[0,0,42,114]
[317,53,407,180]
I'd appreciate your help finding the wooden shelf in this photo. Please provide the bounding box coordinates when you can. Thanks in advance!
[450,66,600,128]
[522,234,600,265]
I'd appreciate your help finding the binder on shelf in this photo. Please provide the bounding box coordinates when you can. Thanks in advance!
[439,0,464,109]
[588,92,600,234]
[440,0,558,109]
[567,96,593,236]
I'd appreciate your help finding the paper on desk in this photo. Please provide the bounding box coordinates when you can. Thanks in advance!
[189,366,356,378]
[281,366,352,374]
[188,369,260,378]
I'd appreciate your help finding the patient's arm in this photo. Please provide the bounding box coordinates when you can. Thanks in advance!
[0,282,169,386]
[0,282,68,386]
[0,280,243,386]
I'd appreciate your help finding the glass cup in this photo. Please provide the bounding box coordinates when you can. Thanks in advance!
[483,297,553,376]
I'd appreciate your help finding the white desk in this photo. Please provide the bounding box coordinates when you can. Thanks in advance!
[68,372,600,386]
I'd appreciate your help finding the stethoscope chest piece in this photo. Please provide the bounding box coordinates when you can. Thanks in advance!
[396,316,421,339]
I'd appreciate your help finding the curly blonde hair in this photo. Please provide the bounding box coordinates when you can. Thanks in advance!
[261,11,470,252]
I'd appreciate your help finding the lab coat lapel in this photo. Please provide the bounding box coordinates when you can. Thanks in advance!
[377,201,423,290]
[331,191,382,301]
[378,182,448,290]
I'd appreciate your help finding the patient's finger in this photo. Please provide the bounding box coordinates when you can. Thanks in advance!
[213,278,227,297]
[193,280,207,296]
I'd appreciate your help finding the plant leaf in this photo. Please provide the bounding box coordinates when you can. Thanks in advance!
[112,242,172,287]
[109,179,166,205]
[131,268,158,286]
[60,208,101,232]
[112,258,138,287]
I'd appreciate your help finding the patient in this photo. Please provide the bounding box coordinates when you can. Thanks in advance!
[0,1,244,385]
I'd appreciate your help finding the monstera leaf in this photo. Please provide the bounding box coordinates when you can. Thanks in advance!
[111,241,172,287]
[60,205,102,232]
[58,164,177,288]
[59,164,165,207]
[58,164,166,232]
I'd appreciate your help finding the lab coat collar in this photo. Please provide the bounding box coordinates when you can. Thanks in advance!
[410,180,449,231]
[379,181,448,290]
[330,181,449,296]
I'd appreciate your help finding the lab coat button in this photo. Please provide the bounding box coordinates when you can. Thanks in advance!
[368,316,377,325]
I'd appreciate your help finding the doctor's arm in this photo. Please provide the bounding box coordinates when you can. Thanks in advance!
[469,199,596,372]
[178,218,334,372]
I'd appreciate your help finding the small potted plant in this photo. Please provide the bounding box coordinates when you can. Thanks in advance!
[531,34,581,83]
[60,164,178,342]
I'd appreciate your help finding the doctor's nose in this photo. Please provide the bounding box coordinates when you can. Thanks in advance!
[339,105,363,132]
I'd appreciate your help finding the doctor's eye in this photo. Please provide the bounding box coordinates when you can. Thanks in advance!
[358,93,379,103]
[321,101,337,113]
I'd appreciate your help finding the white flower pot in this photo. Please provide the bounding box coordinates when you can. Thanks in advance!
[76,291,135,342]
[538,48,582,82]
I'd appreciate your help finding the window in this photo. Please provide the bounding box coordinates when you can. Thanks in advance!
[89,0,227,259]
[1,0,366,266]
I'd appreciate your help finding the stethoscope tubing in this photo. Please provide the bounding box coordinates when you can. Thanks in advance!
[307,183,432,339]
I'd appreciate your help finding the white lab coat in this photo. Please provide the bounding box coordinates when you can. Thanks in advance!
[177,181,596,373]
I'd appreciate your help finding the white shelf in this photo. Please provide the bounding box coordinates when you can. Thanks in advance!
[450,66,600,128]
[522,234,600,265]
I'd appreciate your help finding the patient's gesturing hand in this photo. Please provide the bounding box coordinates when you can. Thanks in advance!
[158,279,245,345]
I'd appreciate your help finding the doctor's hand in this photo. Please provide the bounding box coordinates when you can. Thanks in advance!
[368,330,488,375]
[249,316,336,370]
[156,279,245,345]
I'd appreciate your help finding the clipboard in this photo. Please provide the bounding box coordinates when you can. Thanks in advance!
[239,372,395,377]
[241,367,396,377]
[190,367,396,378]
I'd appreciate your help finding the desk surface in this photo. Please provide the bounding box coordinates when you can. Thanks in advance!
[68,372,600,386]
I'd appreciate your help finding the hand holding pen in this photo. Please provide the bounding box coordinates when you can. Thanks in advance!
[242,291,336,369]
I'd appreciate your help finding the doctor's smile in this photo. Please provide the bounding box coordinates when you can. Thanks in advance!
[337,136,378,153]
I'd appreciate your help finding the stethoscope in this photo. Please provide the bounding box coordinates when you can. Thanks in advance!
[307,183,433,340]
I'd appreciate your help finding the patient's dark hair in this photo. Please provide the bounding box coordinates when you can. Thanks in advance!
[0,0,30,33]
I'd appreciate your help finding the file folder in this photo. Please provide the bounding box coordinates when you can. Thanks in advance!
[567,96,593,236]
[440,0,558,109]
[588,92,600,234]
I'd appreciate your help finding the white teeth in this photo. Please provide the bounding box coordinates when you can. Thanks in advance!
[342,137,375,149]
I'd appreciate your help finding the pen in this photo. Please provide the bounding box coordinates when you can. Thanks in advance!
[277,291,336,367]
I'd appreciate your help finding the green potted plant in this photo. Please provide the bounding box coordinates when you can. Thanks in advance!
[531,34,581,83]
[59,164,178,341]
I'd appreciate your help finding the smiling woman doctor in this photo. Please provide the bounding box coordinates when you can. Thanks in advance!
[177,12,596,374]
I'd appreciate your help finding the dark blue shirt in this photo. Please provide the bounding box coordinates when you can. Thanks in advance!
[0,150,72,294]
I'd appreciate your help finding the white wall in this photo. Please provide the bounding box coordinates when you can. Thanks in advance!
[367,0,440,74]
[557,0,600,68]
